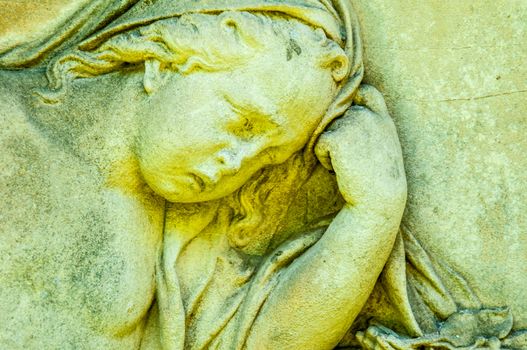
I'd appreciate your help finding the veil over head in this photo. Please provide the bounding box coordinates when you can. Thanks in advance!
[0,0,363,148]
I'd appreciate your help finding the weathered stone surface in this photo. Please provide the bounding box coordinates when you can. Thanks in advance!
[1,1,526,349]
[353,0,527,329]
[0,0,91,52]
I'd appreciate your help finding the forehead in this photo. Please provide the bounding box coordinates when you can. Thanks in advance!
[164,31,328,122]
[218,49,318,103]
[222,89,278,119]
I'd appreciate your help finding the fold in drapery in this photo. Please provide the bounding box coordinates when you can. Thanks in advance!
[349,226,527,349]
[0,0,138,68]
[0,0,343,68]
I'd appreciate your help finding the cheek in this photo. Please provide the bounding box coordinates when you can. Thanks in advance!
[135,132,218,181]
[278,82,335,148]
[277,120,319,154]
[136,106,223,162]
[290,68,336,121]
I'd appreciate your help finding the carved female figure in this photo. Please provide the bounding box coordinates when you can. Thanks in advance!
[0,1,406,349]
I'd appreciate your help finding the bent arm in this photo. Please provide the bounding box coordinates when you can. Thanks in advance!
[246,85,406,349]
[245,201,403,350]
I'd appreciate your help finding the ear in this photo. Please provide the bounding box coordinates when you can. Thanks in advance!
[320,44,350,82]
[143,59,165,94]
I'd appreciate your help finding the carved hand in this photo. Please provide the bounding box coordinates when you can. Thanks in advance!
[315,84,407,213]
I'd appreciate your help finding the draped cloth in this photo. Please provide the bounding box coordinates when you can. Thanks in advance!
[0,0,345,67]
[0,0,363,152]
[0,0,139,69]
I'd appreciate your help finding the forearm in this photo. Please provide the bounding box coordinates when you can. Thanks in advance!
[246,84,406,349]
[246,203,402,349]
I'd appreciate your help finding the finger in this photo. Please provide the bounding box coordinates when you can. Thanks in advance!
[324,104,369,133]
[354,84,389,118]
[314,132,334,171]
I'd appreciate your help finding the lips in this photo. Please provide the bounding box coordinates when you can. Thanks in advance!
[148,172,206,198]
[188,172,206,192]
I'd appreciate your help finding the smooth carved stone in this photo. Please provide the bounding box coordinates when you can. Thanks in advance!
[0,1,525,349]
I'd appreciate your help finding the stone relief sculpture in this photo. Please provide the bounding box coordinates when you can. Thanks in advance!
[0,0,525,349]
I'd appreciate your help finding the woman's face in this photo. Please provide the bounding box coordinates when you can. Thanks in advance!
[136,47,336,203]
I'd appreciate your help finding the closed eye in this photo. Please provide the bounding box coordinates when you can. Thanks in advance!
[224,96,280,139]
[226,114,279,139]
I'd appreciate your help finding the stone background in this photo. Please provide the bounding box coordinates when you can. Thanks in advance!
[352,0,527,329]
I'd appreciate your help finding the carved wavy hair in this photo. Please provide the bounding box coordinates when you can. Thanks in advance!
[40,11,346,103]
[42,11,346,255]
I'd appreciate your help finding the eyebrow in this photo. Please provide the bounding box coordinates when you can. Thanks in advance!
[223,94,280,124]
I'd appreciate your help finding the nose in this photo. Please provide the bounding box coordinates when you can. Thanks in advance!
[216,149,244,175]
[193,149,244,185]
[196,143,262,185]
